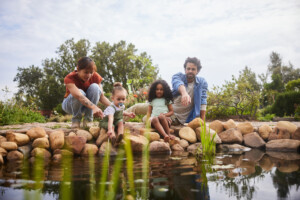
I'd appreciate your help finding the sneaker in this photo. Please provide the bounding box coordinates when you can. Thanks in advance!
[71,122,80,129]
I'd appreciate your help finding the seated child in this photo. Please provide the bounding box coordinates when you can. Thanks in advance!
[100,82,135,145]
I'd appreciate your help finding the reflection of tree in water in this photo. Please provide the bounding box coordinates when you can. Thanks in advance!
[271,169,300,199]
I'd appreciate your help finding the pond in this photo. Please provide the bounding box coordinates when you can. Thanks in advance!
[0,149,299,200]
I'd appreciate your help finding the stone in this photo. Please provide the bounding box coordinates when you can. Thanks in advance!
[53,149,74,157]
[7,150,24,160]
[76,130,93,141]
[223,119,237,130]
[49,130,65,150]
[18,145,32,158]
[277,162,299,173]
[6,132,30,146]
[170,125,185,137]
[0,135,7,144]
[237,122,254,135]
[187,143,202,154]
[31,148,52,159]
[171,144,184,151]
[81,144,98,156]
[143,132,161,142]
[266,151,300,160]
[187,118,204,130]
[258,124,272,140]
[243,149,265,162]
[26,127,46,140]
[259,155,274,171]
[0,154,3,165]
[268,127,290,140]
[209,120,224,133]
[98,142,118,156]
[0,147,7,157]
[149,141,171,153]
[291,127,300,140]
[179,127,197,143]
[218,128,243,144]
[277,121,298,135]
[126,135,148,152]
[52,154,62,162]
[1,142,18,151]
[89,126,100,139]
[218,144,251,154]
[96,128,109,147]
[65,136,87,155]
[195,126,222,144]
[178,139,189,149]
[266,139,300,152]
[68,132,77,137]
[139,127,156,135]
[32,137,50,149]
[244,132,266,148]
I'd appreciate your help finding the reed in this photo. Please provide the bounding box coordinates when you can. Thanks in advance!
[142,120,150,199]
[124,129,136,197]
[60,153,73,200]
[199,119,216,155]
[98,140,111,200]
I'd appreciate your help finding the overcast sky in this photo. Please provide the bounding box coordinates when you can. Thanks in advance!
[0,0,299,101]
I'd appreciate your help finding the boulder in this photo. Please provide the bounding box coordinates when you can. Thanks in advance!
[171,144,184,151]
[6,132,30,146]
[76,130,93,141]
[277,121,297,135]
[266,139,300,152]
[0,147,7,157]
[209,120,224,133]
[195,126,221,144]
[32,137,50,149]
[31,148,52,159]
[81,144,98,156]
[291,127,300,140]
[187,143,202,154]
[244,132,266,148]
[96,128,108,147]
[268,127,290,140]
[237,122,254,135]
[258,124,272,140]
[7,150,24,160]
[179,127,197,143]
[126,135,148,152]
[178,139,189,149]
[143,132,161,142]
[0,135,7,144]
[218,128,243,144]
[26,127,46,140]
[149,141,171,153]
[187,118,204,130]
[223,119,237,130]
[53,149,74,156]
[65,136,87,155]
[218,144,251,154]
[49,130,65,150]
[89,127,100,139]
[18,145,32,158]
[68,132,77,137]
[98,142,118,156]
[1,142,18,151]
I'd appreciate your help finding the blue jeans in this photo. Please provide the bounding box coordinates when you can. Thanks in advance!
[62,83,101,123]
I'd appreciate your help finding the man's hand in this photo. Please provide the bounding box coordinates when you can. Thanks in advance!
[181,93,191,106]
[92,106,104,119]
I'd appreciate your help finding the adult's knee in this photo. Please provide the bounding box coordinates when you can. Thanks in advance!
[88,83,101,96]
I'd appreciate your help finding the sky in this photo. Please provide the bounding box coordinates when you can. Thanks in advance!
[0,0,300,101]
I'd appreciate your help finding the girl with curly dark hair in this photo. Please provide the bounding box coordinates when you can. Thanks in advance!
[147,80,175,142]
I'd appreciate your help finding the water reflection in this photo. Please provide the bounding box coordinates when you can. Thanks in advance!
[0,149,299,200]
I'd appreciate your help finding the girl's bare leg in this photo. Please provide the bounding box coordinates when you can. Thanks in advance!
[116,121,124,143]
[158,115,175,140]
[151,117,169,142]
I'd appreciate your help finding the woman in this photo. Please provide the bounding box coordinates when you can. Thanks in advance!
[62,56,110,128]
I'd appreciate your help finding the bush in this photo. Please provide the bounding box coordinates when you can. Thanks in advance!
[0,100,46,125]
[258,113,275,121]
[271,91,300,117]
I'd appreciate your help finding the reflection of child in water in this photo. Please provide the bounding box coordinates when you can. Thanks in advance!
[99,82,135,145]
[146,80,175,142]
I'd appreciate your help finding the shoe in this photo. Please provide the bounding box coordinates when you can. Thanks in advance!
[71,122,80,129]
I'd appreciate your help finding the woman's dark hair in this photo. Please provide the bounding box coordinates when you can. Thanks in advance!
[148,80,173,104]
[112,82,127,95]
[77,56,97,71]
[184,57,202,72]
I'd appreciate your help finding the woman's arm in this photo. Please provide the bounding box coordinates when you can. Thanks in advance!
[98,84,111,107]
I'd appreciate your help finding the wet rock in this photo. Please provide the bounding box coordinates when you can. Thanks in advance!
[96,128,108,147]
[179,127,197,143]
[76,130,93,141]
[259,155,274,171]
[171,151,189,157]
[18,145,32,158]
[49,130,65,150]
[218,144,251,154]
[26,127,46,140]
[53,149,74,157]
[195,126,221,144]
[266,151,300,160]
[268,127,290,140]
[266,139,300,152]
[65,136,87,155]
[6,132,30,146]
[52,154,62,162]
[187,143,202,154]
[291,127,300,140]
[149,141,171,153]
[126,134,148,152]
[98,142,117,156]
[209,120,224,133]
[1,142,18,151]
[240,161,256,175]
[89,126,100,139]
[223,119,237,130]
[178,139,189,149]
[277,121,298,135]
[7,150,24,160]
[32,137,50,149]
[244,149,265,162]
[171,143,184,151]
[258,124,272,140]
[0,147,7,157]
[237,122,254,135]
[187,118,204,130]
[244,132,266,148]
[218,128,243,144]
[81,144,98,156]
[277,162,299,173]
[31,148,51,159]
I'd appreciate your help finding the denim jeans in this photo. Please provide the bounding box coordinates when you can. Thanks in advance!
[62,83,101,123]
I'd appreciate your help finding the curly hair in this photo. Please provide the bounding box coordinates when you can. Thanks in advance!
[148,80,173,104]
[184,57,202,72]
[112,82,127,95]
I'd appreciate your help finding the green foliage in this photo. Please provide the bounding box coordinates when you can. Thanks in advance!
[127,114,144,122]
[271,91,300,117]
[0,100,45,125]
[258,113,275,121]
[286,78,300,91]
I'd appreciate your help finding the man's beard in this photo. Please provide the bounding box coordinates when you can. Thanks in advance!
[186,73,195,81]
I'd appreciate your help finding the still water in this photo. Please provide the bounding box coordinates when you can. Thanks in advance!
[0,149,299,200]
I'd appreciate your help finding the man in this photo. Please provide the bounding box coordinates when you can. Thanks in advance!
[171,57,208,125]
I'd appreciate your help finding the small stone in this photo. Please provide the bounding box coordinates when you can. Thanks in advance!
[237,122,254,135]
[31,148,52,159]
[7,150,24,160]
[149,141,171,153]
[26,127,47,140]
[223,119,237,130]
[49,130,65,150]
[0,147,7,157]
[81,144,98,156]
[258,124,272,140]
[6,132,30,146]
[188,118,204,130]
[209,120,224,133]
[32,137,50,149]
[76,130,93,141]
[179,127,197,143]
[1,142,18,151]
[89,127,100,139]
